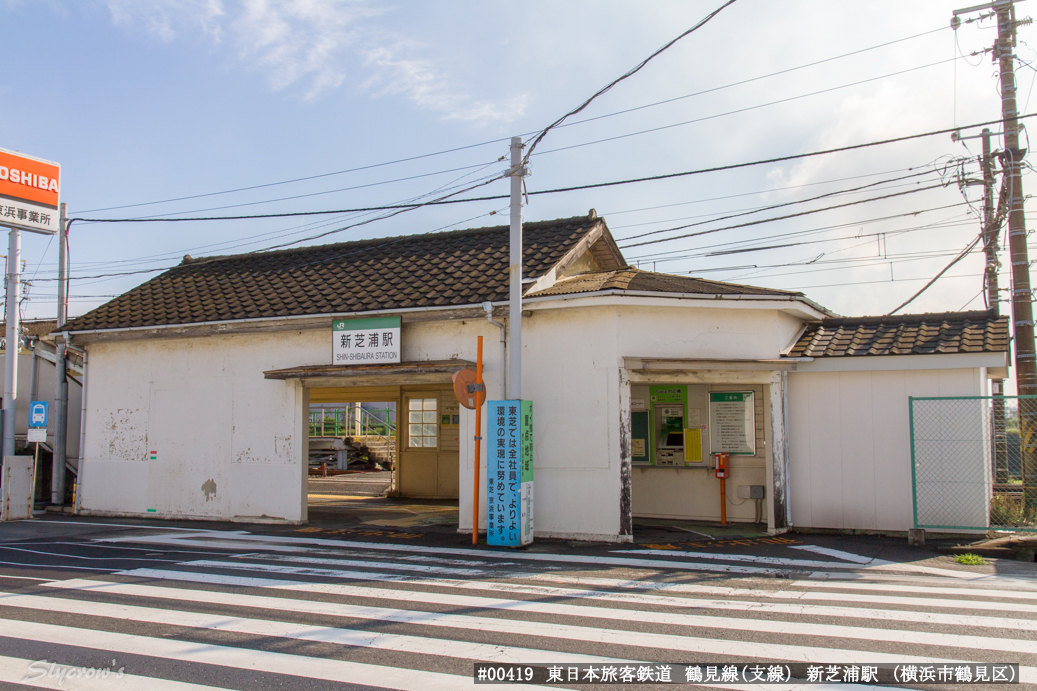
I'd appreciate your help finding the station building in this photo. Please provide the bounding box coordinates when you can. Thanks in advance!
[63,212,1009,540]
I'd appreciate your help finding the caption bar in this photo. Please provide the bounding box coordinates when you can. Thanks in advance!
[474,662,1019,685]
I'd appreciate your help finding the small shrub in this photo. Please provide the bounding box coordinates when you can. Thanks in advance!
[954,553,986,566]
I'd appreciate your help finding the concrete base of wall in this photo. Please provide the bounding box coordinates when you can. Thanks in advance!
[77,509,305,525]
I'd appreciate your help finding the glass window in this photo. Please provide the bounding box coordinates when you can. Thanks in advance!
[407,397,437,448]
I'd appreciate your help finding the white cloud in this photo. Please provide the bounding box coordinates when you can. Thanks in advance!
[98,0,525,122]
[103,0,224,43]
[362,42,528,123]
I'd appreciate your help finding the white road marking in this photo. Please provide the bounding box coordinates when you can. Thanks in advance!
[793,579,1037,600]
[235,553,487,576]
[34,579,1037,656]
[0,653,228,690]
[0,590,614,665]
[527,574,1037,614]
[119,567,1037,632]
[611,549,861,569]
[0,545,178,562]
[0,618,546,691]
[100,531,1007,581]
[789,545,874,563]
[0,560,116,572]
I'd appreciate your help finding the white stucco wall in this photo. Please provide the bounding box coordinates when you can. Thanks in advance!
[461,301,802,541]
[787,365,987,532]
[80,318,504,524]
[76,294,998,540]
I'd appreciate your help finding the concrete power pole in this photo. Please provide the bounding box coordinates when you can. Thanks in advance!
[991,1,1037,509]
[956,0,1037,508]
[52,203,68,505]
[3,227,21,461]
[507,137,527,400]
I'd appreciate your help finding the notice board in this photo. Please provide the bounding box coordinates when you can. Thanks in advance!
[708,391,755,455]
[487,400,533,546]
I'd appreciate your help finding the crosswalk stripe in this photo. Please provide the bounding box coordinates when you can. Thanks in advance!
[0,618,550,691]
[233,553,488,576]
[610,549,866,569]
[22,579,1037,663]
[0,591,612,665]
[789,546,873,563]
[527,573,1037,613]
[119,567,1037,633]
[0,653,227,690]
[100,531,1010,581]
[792,579,1037,600]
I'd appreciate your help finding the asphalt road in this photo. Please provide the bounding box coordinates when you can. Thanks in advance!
[0,517,1033,690]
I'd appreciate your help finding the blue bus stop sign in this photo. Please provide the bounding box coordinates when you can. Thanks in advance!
[29,401,48,428]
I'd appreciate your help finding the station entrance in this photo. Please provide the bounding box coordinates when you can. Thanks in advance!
[304,383,459,532]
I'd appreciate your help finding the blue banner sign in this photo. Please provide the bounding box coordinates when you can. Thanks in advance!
[487,399,533,546]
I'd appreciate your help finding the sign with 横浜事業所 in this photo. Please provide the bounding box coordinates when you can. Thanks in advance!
[708,391,755,455]
[333,316,400,365]
[0,148,60,235]
[487,399,533,547]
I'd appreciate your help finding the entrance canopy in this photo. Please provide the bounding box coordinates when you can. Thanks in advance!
[264,359,474,387]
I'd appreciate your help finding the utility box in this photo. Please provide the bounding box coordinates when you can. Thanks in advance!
[737,485,765,499]
[1,456,34,521]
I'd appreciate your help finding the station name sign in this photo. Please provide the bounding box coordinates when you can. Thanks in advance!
[332,316,401,364]
[0,148,60,235]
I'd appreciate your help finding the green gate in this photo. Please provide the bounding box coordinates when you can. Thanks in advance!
[910,395,1037,532]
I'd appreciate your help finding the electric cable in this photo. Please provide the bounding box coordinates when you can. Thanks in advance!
[620,183,951,250]
[618,168,947,241]
[72,114,1036,225]
[536,56,965,158]
[522,0,739,163]
[887,234,983,314]
[75,25,948,216]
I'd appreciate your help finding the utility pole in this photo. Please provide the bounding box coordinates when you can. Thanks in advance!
[993,0,1037,509]
[954,0,1037,507]
[52,203,68,505]
[981,129,1010,484]
[507,137,527,400]
[3,227,21,461]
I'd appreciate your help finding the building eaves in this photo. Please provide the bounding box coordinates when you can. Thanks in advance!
[786,310,1009,358]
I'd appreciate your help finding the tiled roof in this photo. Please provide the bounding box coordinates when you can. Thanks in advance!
[528,268,804,298]
[787,311,1009,358]
[66,214,620,332]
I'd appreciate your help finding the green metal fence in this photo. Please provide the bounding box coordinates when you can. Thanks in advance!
[910,395,1037,532]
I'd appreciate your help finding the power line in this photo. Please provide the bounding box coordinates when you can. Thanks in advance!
[522,0,740,162]
[789,271,981,291]
[74,25,946,216]
[536,56,963,158]
[888,233,983,314]
[627,205,971,262]
[618,168,947,241]
[74,114,1034,225]
[620,183,951,250]
[562,27,949,131]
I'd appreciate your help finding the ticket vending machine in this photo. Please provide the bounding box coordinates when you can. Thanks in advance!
[654,403,685,466]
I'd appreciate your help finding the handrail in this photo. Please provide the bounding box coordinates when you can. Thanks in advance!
[354,408,397,455]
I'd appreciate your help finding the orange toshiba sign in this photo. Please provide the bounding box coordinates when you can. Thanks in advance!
[0,148,61,234]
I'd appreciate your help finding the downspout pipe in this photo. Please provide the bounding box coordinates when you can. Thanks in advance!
[482,301,506,396]
[66,338,87,514]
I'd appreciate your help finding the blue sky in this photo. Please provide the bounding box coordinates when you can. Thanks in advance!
[2,0,1032,327]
